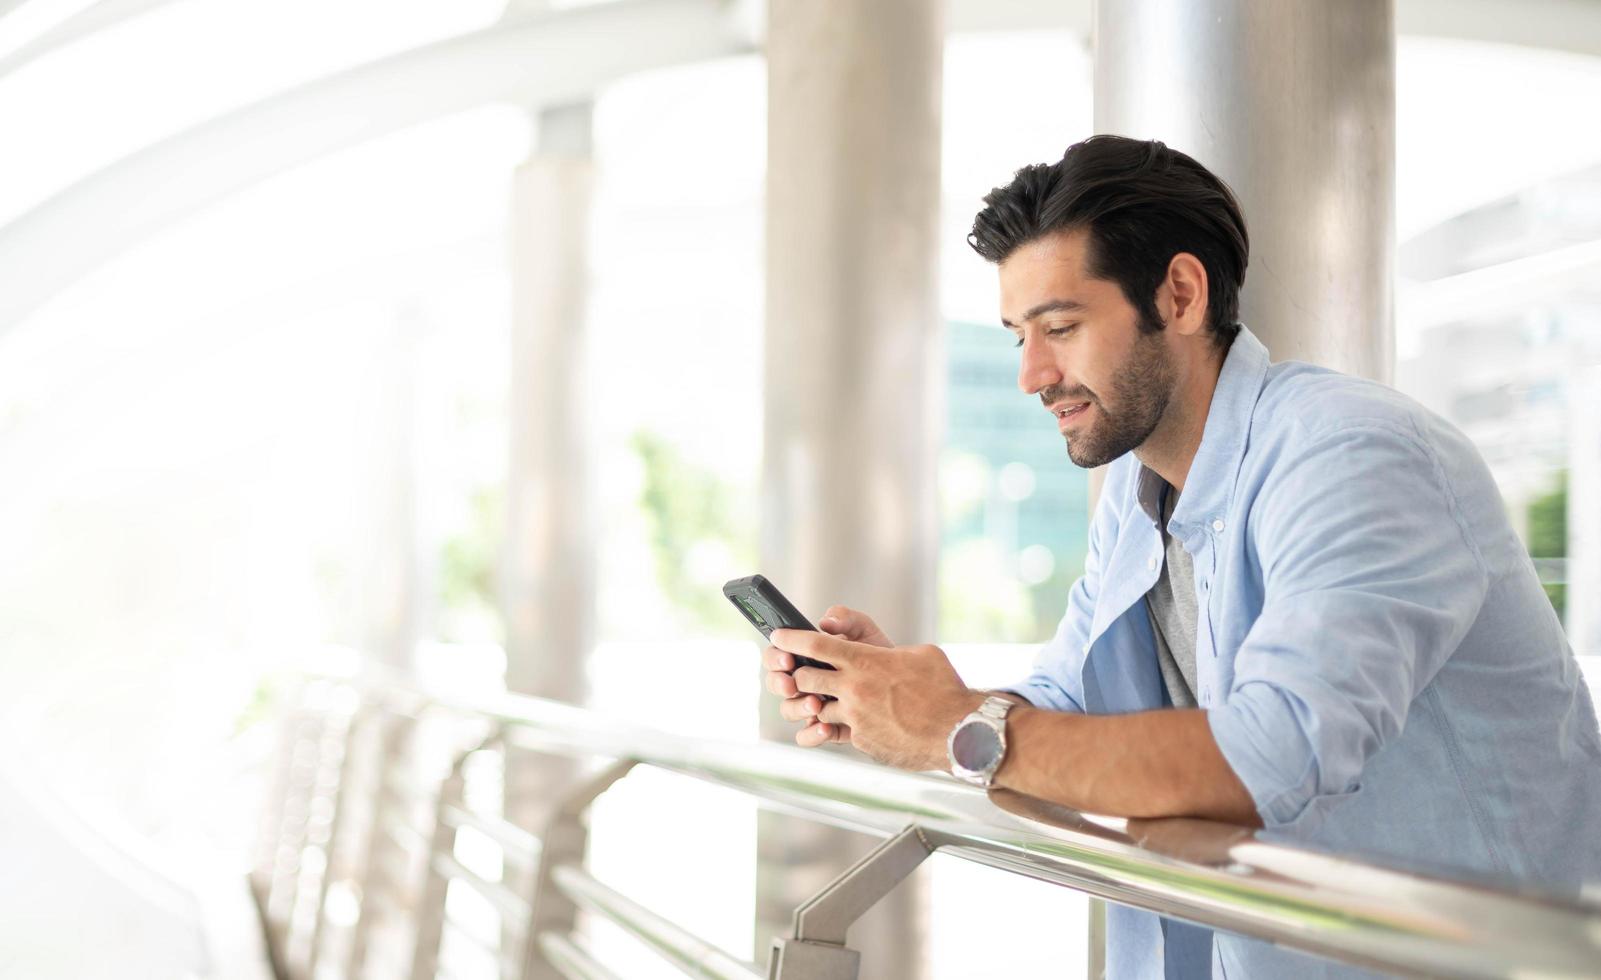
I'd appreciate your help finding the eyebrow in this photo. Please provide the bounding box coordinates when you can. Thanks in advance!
[1001,297,1087,329]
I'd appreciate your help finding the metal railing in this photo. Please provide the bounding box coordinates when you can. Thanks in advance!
[251,673,1601,980]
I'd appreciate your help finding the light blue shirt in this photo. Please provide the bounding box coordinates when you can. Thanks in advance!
[1004,326,1601,979]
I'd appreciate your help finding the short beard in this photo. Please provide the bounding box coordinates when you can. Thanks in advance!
[1052,317,1175,469]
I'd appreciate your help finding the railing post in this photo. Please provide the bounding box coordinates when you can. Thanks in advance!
[254,692,321,978]
[410,731,499,980]
[252,691,305,909]
[283,689,350,974]
[767,826,935,980]
[518,759,637,980]
[347,710,416,979]
[1087,897,1107,979]
[308,704,371,977]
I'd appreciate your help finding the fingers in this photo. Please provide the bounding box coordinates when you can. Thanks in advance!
[779,693,823,723]
[818,605,868,634]
[817,606,852,634]
[763,645,798,698]
[770,628,856,668]
[792,665,840,697]
[818,605,892,648]
[761,645,793,672]
[796,721,852,747]
[765,669,798,698]
[797,722,830,747]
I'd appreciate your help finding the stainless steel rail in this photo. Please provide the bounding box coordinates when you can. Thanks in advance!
[549,863,765,980]
[251,673,1601,980]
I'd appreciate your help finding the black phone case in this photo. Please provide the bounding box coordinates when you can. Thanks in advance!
[722,574,838,677]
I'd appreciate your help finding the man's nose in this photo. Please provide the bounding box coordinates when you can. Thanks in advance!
[1017,334,1063,396]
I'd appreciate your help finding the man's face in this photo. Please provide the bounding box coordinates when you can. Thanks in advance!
[998,228,1175,469]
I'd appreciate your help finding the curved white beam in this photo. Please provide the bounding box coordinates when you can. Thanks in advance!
[5,0,1601,336]
[0,0,172,78]
[947,0,1601,58]
[1398,0,1601,58]
[1399,235,1601,331]
[0,0,38,23]
[0,0,751,334]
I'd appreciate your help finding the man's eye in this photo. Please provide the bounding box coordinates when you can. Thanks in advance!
[1047,323,1079,337]
[1013,337,1023,349]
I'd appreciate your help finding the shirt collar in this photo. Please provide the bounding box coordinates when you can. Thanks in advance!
[1137,325,1270,542]
[1136,465,1166,523]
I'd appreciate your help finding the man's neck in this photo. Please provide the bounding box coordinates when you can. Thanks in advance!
[1134,348,1226,492]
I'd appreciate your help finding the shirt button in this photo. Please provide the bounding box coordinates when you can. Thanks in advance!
[1147,556,1158,571]
[1212,518,1225,532]
[1082,643,1091,656]
[1200,579,1209,591]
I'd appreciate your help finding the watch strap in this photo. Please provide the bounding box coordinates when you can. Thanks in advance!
[978,695,1015,721]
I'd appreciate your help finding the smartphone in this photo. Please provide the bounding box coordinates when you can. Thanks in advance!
[722,575,838,697]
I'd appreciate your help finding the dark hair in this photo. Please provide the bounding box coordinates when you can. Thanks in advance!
[968,135,1248,350]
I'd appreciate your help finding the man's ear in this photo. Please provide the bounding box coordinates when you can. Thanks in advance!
[1164,252,1210,338]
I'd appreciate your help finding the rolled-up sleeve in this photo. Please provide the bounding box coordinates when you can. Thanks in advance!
[1207,421,1490,826]
[999,608,1090,713]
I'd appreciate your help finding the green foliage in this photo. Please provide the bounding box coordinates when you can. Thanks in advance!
[1526,471,1566,620]
[439,484,504,642]
[233,673,285,737]
[631,430,754,634]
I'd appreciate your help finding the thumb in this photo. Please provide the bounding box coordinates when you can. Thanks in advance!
[818,606,858,635]
[819,606,891,647]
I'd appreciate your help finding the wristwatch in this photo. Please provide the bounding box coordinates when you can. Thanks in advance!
[947,695,1016,787]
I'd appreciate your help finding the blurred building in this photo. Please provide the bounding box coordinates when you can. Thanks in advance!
[1399,162,1601,521]
[944,319,1089,639]
[1398,162,1601,643]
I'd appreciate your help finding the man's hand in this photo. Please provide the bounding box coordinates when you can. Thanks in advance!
[762,606,890,749]
[765,614,982,772]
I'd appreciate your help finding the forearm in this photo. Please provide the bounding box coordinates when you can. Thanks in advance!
[994,705,1262,826]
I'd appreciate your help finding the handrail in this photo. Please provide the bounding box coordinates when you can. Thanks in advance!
[535,933,621,980]
[549,863,765,980]
[255,673,1601,980]
[391,677,1601,977]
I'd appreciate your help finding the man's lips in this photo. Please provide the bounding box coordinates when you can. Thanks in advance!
[1049,401,1092,427]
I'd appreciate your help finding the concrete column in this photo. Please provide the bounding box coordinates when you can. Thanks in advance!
[502,104,595,840]
[363,311,421,673]
[761,1,944,976]
[1089,2,1395,966]
[1095,0,1396,381]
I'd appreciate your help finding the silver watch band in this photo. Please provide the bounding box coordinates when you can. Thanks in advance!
[979,695,1015,720]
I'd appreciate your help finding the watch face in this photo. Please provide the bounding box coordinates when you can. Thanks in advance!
[952,720,1002,772]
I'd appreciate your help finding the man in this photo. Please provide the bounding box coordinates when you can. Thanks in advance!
[762,135,1601,978]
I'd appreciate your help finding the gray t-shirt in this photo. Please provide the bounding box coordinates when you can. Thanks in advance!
[1145,482,1200,707]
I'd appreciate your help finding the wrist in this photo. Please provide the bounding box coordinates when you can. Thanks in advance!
[928,690,984,771]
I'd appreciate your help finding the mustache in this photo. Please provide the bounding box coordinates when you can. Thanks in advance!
[1040,384,1099,409]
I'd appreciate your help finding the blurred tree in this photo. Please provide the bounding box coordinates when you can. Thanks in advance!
[1526,470,1567,620]
[439,484,504,642]
[631,430,754,635]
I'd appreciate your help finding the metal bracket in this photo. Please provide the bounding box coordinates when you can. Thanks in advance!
[768,825,936,980]
[410,724,510,980]
[520,758,639,980]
